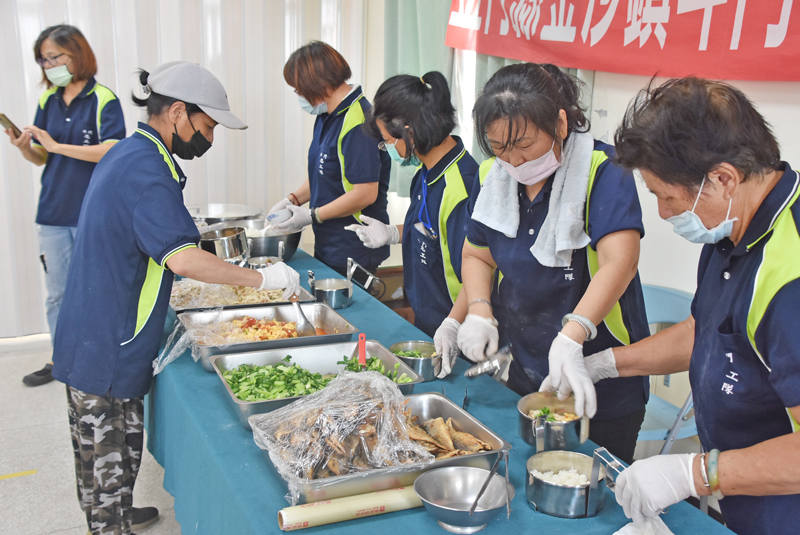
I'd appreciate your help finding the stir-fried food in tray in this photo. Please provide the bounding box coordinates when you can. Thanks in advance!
[219,316,298,342]
[170,279,287,310]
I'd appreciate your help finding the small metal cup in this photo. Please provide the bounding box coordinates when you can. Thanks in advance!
[517,392,589,453]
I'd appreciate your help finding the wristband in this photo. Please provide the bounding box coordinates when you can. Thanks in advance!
[707,448,724,500]
[468,298,492,310]
[561,313,597,341]
[699,452,710,489]
[312,207,323,224]
[288,193,299,206]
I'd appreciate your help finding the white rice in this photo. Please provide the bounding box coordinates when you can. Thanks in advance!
[532,468,589,486]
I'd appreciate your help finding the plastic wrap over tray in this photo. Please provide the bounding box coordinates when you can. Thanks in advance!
[211,340,422,428]
[253,389,512,504]
[249,372,435,505]
[176,304,359,372]
[170,278,315,313]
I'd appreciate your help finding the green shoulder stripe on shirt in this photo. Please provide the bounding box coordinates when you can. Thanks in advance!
[585,149,631,346]
[478,158,495,185]
[337,95,366,223]
[92,85,118,141]
[746,174,800,366]
[38,87,58,109]
[438,151,469,304]
[136,128,179,182]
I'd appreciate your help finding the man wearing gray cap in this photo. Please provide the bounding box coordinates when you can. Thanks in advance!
[51,61,299,535]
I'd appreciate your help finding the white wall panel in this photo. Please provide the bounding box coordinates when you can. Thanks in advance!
[1,0,370,337]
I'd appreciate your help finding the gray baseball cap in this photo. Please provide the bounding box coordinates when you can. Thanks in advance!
[145,61,247,130]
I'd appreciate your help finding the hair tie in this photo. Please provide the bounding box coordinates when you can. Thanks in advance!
[142,84,152,95]
[420,76,431,89]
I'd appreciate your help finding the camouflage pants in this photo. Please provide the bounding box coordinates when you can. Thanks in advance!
[66,386,144,535]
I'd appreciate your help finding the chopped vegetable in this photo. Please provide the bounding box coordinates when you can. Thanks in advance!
[528,406,579,422]
[222,355,334,402]
[393,349,425,359]
[337,354,414,384]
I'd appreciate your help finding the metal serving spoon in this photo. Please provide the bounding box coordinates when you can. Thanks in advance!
[290,294,315,337]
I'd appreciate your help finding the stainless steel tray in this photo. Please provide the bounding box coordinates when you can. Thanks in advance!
[257,391,512,503]
[211,340,422,428]
[170,280,315,313]
[178,304,359,372]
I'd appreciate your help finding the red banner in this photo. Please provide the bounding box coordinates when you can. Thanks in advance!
[445,0,800,81]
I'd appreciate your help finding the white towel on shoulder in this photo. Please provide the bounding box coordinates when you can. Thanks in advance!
[471,132,595,267]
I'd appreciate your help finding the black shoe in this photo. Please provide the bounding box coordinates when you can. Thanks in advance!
[22,363,54,387]
[132,506,159,531]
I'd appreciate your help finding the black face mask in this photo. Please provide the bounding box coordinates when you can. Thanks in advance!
[172,114,211,160]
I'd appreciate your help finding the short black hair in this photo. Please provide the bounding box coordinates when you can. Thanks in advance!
[473,63,589,157]
[131,69,203,119]
[614,77,781,191]
[364,71,456,162]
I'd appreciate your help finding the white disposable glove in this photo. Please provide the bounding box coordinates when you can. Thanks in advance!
[344,215,400,249]
[272,204,312,233]
[433,318,461,378]
[540,347,619,392]
[538,333,597,418]
[257,262,301,299]
[613,516,674,535]
[268,196,294,215]
[616,454,698,526]
[457,314,498,363]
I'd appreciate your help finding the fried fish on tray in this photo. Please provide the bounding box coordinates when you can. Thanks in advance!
[446,417,491,452]
[423,417,456,451]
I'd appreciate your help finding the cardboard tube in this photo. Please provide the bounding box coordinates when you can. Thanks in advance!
[278,486,423,531]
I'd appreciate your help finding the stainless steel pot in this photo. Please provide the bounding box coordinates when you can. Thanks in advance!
[389,341,437,382]
[517,391,589,453]
[308,270,352,309]
[247,256,280,269]
[525,448,623,518]
[199,219,301,261]
[199,227,248,262]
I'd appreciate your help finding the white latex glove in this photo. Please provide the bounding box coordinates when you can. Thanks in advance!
[344,215,400,249]
[457,314,498,363]
[433,318,461,378]
[539,347,619,393]
[613,516,674,535]
[257,262,301,299]
[272,204,312,233]
[537,333,597,418]
[268,196,293,215]
[615,454,698,526]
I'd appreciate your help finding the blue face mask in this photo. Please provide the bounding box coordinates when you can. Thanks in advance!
[297,95,328,115]
[666,177,738,244]
[385,140,421,167]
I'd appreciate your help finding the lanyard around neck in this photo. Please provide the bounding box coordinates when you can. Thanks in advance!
[417,168,437,238]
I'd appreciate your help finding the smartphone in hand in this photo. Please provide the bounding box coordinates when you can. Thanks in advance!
[0,113,23,137]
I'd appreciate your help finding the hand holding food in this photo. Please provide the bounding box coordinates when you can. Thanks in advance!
[539,333,597,418]
[433,317,461,378]
[344,215,400,249]
[257,262,301,298]
[456,314,498,363]
[271,204,312,233]
[615,454,698,525]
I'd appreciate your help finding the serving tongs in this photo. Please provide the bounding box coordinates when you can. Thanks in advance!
[464,346,513,381]
[468,449,512,519]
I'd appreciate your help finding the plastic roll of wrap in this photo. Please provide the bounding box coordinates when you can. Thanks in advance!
[278,486,423,531]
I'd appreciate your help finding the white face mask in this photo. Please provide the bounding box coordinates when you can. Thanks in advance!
[496,139,563,186]
[297,94,328,115]
[666,176,738,244]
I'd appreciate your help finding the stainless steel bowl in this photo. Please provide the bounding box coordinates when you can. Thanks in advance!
[390,341,436,382]
[202,219,302,261]
[517,391,589,453]
[247,256,280,270]
[414,466,514,534]
[311,278,353,309]
[525,451,606,518]
[199,227,248,261]
[187,203,263,225]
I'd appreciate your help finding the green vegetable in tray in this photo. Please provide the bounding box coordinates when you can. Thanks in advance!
[222,355,334,402]
[393,349,424,359]
[337,355,414,384]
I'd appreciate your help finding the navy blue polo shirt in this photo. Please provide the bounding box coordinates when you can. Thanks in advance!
[689,163,800,535]
[467,140,650,421]
[402,137,480,337]
[307,86,391,270]
[32,76,126,226]
[52,123,199,399]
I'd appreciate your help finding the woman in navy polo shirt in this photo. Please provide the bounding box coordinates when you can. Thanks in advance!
[4,25,125,387]
[348,72,479,377]
[571,78,800,535]
[458,64,650,463]
[269,41,391,281]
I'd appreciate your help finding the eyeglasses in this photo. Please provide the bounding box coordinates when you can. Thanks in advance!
[377,140,396,152]
[37,53,68,68]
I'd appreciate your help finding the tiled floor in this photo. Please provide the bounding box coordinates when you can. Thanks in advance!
[0,335,181,535]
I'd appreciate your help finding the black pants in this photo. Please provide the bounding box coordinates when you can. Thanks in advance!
[588,405,647,465]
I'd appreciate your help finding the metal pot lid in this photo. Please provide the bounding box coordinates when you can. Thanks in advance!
[186,203,263,221]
